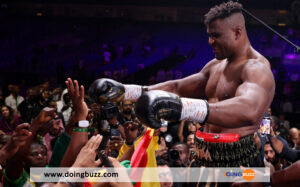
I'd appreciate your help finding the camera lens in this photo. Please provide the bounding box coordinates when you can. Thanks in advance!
[169,149,180,161]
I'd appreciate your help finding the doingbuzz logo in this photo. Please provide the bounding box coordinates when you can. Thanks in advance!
[242,169,255,181]
[224,169,255,181]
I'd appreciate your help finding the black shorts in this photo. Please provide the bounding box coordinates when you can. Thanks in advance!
[194,132,263,167]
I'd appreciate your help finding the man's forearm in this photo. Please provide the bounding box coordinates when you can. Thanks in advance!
[148,80,179,94]
[60,130,88,167]
[124,80,178,101]
[270,137,284,153]
[207,96,265,128]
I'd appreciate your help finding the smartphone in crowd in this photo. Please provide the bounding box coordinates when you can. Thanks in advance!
[260,115,271,136]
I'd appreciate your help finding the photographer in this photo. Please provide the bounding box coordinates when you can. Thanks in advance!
[186,133,196,161]
[169,143,190,167]
[117,100,135,125]
[98,102,123,157]
[168,143,190,187]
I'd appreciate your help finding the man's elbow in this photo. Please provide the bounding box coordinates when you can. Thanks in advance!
[238,104,260,125]
[242,110,261,125]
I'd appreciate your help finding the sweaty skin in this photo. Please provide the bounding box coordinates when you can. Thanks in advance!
[148,13,275,137]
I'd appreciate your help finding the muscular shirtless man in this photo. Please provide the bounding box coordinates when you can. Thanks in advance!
[89,1,275,167]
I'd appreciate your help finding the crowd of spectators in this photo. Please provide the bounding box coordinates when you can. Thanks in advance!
[0,74,299,186]
[0,16,300,187]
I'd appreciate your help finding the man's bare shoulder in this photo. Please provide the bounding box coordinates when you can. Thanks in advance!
[243,58,271,73]
[242,59,275,87]
[202,58,223,73]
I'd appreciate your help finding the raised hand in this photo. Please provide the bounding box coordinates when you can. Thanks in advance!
[0,123,32,162]
[123,121,138,144]
[31,107,56,131]
[65,78,88,121]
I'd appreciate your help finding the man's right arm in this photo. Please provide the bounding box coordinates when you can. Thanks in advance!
[88,60,214,103]
[148,60,214,98]
[148,70,208,98]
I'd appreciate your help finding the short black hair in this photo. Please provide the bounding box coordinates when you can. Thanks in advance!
[157,158,170,166]
[204,1,243,25]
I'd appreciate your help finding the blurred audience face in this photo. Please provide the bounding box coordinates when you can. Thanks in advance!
[172,144,189,166]
[42,90,50,100]
[1,106,10,119]
[48,101,58,111]
[188,123,196,133]
[186,134,195,148]
[158,165,173,187]
[11,85,20,96]
[40,81,50,91]
[49,120,62,137]
[264,143,276,164]
[122,100,133,115]
[26,143,48,167]
[289,128,299,147]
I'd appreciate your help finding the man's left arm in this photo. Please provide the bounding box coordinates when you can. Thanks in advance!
[207,61,275,128]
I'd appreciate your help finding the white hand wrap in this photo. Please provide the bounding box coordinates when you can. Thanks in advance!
[180,98,209,123]
[124,85,142,100]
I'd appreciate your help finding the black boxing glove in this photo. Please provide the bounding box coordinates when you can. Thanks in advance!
[135,90,209,129]
[135,90,182,129]
[88,78,125,104]
[89,78,147,104]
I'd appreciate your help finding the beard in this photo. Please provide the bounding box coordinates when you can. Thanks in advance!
[215,52,226,60]
[123,109,132,115]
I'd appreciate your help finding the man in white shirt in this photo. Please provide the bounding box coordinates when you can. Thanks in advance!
[5,85,24,112]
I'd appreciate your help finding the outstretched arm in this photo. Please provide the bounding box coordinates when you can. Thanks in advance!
[148,72,208,98]
[207,61,275,128]
[148,61,213,98]
[88,60,213,103]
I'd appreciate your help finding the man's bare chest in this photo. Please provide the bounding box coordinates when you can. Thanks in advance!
[205,65,243,101]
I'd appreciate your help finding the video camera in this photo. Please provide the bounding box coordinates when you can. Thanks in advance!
[100,102,119,120]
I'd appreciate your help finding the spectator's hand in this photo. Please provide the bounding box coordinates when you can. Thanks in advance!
[72,134,103,167]
[108,136,123,151]
[31,107,56,131]
[123,121,138,144]
[65,78,88,121]
[2,123,32,159]
[107,157,133,187]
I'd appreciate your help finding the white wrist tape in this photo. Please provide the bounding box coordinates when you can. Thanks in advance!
[180,98,209,123]
[124,85,142,100]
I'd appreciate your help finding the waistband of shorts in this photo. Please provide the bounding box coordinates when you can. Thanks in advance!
[195,131,240,143]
